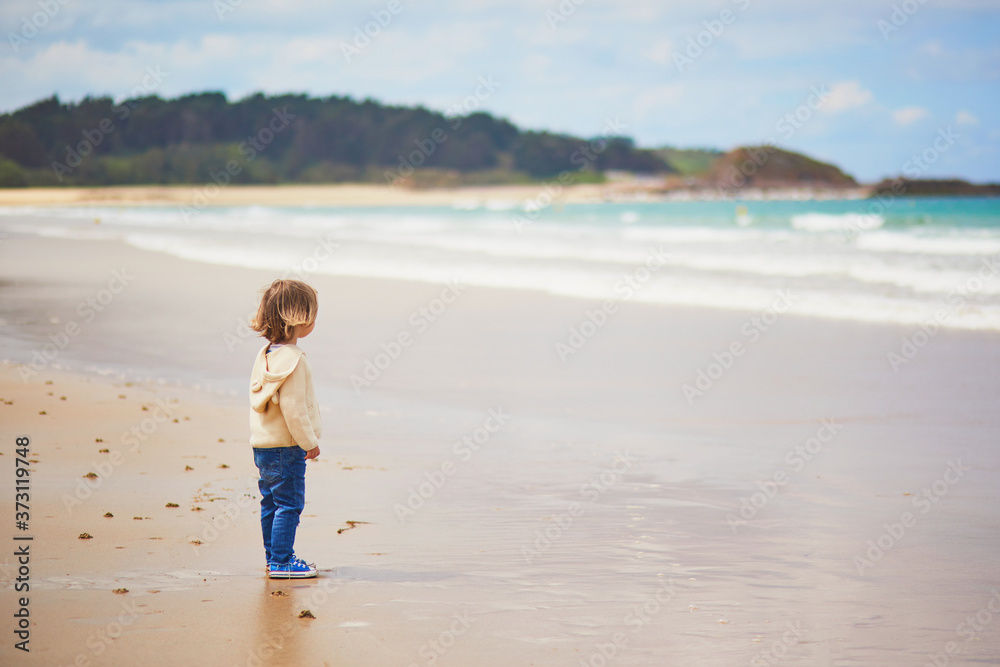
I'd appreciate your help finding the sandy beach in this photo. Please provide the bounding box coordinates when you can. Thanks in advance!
[1,225,999,665]
[0,184,619,209]
[0,182,874,210]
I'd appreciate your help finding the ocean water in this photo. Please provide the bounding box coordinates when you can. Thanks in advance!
[2,196,1000,330]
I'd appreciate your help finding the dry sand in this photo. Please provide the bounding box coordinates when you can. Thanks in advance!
[1,232,999,665]
[0,183,870,208]
[0,183,615,209]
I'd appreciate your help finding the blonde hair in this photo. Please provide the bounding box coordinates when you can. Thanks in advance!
[250,279,318,344]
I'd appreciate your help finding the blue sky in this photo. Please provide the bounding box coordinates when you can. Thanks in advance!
[2,0,998,182]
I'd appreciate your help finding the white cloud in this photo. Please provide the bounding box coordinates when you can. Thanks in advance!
[4,39,166,101]
[633,84,685,120]
[921,40,944,56]
[893,107,929,126]
[726,15,868,60]
[956,110,979,125]
[821,80,873,113]
[645,39,674,66]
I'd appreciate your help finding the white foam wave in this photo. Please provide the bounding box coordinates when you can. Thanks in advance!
[5,203,1000,332]
[123,233,298,271]
[622,226,763,244]
[666,253,844,278]
[791,212,884,232]
[857,232,1000,256]
[113,233,1000,330]
[846,264,1000,296]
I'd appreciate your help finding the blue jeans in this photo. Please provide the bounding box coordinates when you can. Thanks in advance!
[253,446,306,566]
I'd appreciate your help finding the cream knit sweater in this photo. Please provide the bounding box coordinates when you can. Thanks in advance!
[248,343,321,451]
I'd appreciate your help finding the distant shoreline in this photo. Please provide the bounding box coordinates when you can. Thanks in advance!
[0,182,994,209]
[0,183,606,208]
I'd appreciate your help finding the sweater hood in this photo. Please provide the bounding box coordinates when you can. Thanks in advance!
[249,344,305,413]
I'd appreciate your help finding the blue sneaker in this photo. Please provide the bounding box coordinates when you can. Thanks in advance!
[265,557,316,571]
[268,558,317,579]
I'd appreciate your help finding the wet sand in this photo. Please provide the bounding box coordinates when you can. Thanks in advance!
[1,233,999,665]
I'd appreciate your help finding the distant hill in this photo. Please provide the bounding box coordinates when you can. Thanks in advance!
[870,178,1000,197]
[653,147,723,176]
[707,146,858,190]
[0,92,672,187]
[2,93,989,194]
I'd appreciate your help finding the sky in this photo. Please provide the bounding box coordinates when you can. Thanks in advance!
[2,0,998,183]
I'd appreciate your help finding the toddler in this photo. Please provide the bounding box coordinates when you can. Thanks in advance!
[248,279,321,578]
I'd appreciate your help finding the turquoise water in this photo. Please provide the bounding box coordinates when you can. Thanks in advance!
[545,197,1000,230]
